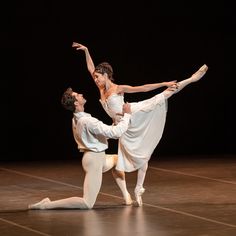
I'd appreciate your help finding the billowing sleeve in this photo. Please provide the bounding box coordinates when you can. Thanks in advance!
[87,113,131,139]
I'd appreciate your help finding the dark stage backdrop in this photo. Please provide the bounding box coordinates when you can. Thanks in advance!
[2,1,232,161]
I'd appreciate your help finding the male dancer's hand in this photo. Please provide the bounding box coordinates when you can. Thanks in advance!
[122,103,131,114]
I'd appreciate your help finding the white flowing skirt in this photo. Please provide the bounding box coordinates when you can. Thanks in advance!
[116,93,167,172]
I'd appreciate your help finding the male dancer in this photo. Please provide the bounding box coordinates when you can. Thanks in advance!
[28,87,132,210]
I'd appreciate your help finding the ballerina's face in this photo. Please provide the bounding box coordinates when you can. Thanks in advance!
[93,72,108,88]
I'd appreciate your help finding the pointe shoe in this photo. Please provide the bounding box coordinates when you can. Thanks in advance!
[28,197,51,210]
[134,187,145,207]
[124,193,133,205]
[199,64,208,72]
[191,64,208,82]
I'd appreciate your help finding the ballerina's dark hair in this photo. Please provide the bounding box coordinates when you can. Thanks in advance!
[94,62,114,81]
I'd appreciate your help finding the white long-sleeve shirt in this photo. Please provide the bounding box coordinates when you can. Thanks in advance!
[72,112,131,152]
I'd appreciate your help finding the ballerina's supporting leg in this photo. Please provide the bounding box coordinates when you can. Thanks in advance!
[134,162,148,206]
[163,64,208,99]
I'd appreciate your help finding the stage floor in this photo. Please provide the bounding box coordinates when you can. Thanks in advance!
[0,155,236,236]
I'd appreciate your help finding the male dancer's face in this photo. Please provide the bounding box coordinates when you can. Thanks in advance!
[72,92,86,106]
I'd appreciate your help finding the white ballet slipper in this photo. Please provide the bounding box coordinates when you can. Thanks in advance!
[28,197,51,210]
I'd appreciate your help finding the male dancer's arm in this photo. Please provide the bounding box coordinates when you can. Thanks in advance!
[87,103,131,139]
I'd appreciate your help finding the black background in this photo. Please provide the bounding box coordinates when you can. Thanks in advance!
[2,1,233,161]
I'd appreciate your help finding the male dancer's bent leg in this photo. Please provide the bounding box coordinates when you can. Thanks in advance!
[28,151,105,210]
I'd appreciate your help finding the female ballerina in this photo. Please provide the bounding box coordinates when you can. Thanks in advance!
[72,42,208,206]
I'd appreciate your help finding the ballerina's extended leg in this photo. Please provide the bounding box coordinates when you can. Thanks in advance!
[163,64,208,99]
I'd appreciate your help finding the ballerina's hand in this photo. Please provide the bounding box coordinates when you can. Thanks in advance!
[166,84,178,92]
[165,80,178,88]
[72,42,87,51]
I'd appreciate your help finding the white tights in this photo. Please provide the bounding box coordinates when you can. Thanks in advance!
[29,152,130,210]
[103,155,131,204]
[135,162,148,192]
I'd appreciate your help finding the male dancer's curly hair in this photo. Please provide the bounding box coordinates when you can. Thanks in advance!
[61,87,76,112]
[94,62,114,81]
